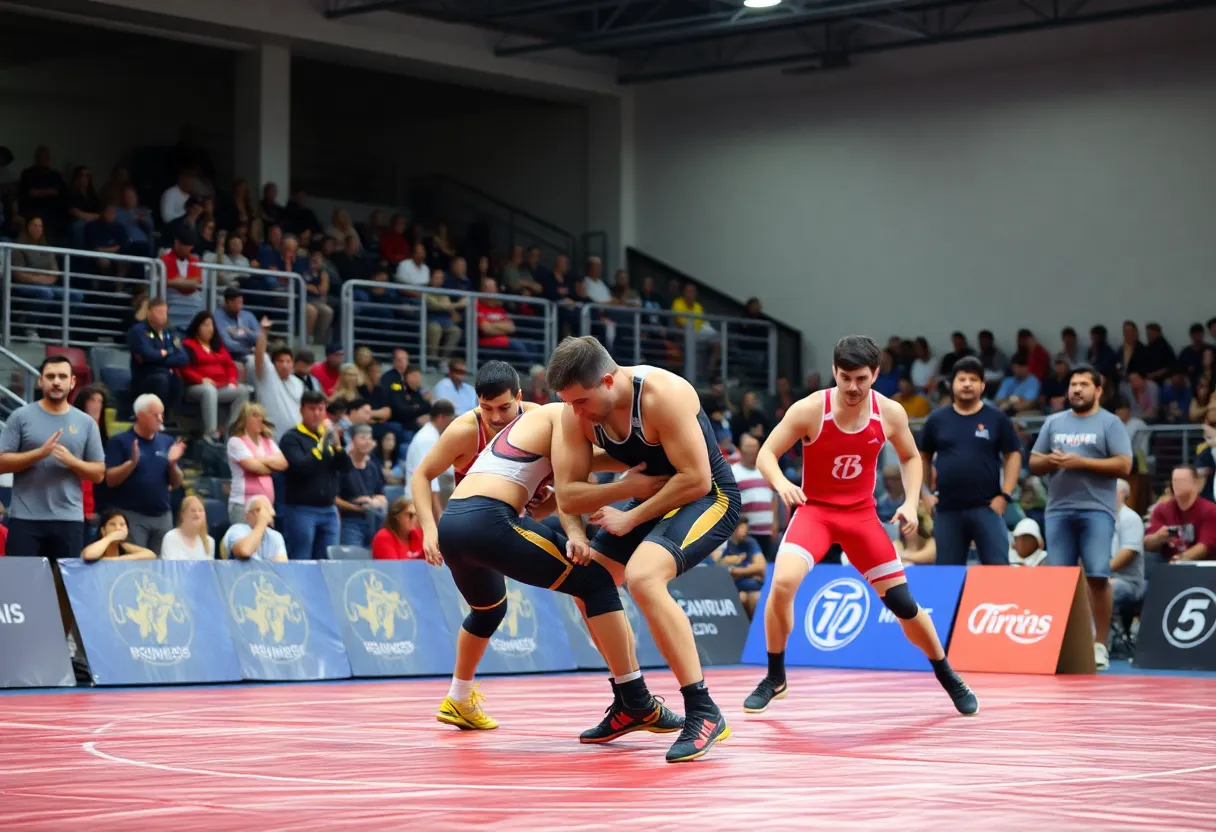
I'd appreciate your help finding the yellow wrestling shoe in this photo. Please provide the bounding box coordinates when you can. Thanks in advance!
[437,686,499,730]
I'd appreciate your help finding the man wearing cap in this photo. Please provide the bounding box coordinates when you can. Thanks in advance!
[311,344,344,397]
[214,286,260,365]
[1008,518,1048,566]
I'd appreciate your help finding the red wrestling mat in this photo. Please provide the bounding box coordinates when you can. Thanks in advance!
[2,667,1214,831]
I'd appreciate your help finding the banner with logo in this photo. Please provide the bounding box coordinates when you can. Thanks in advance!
[0,559,74,688]
[1136,564,1216,671]
[670,566,751,666]
[321,561,456,677]
[555,589,667,671]
[428,568,577,674]
[741,564,967,671]
[58,560,242,686]
[947,565,1095,674]
[213,561,352,681]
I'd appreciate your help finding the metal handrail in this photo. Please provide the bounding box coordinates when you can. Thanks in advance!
[200,260,308,348]
[339,279,557,370]
[0,345,41,403]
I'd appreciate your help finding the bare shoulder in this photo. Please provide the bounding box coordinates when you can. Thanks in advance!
[536,401,565,426]
[521,401,542,413]
[640,367,700,412]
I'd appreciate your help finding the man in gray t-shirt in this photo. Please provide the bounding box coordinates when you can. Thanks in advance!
[0,356,105,559]
[1029,365,1133,671]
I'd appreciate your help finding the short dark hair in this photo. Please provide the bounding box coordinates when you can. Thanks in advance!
[546,336,616,391]
[40,354,73,374]
[951,356,984,379]
[1017,328,1033,339]
[978,329,994,341]
[430,398,456,419]
[1174,464,1200,479]
[294,348,315,364]
[951,330,965,340]
[1062,326,1076,338]
[475,360,522,399]
[832,335,881,372]
[148,296,168,310]
[1010,356,1028,368]
[98,507,128,531]
[300,390,327,407]
[405,364,422,376]
[1091,324,1107,339]
[1069,363,1102,388]
[347,397,368,411]
[327,399,348,417]
[1191,323,1205,335]
[271,343,294,362]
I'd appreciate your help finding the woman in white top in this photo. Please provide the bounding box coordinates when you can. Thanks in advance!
[909,336,936,394]
[227,402,288,524]
[160,495,215,560]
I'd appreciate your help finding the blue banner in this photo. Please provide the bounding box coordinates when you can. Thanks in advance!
[670,566,751,666]
[555,589,667,671]
[321,561,456,677]
[742,564,967,671]
[58,560,242,686]
[428,567,577,674]
[213,561,352,681]
[0,559,74,688]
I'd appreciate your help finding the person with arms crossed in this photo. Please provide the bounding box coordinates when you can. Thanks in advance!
[920,356,1022,564]
[547,337,742,763]
[434,402,682,744]
[743,336,978,717]
[1029,364,1132,671]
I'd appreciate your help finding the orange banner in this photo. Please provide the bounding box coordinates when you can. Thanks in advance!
[947,566,1095,675]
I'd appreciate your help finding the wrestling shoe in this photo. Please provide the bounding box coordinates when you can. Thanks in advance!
[937,671,979,716]
[742,677,788,714]
[580,698,684,743]
[665,710,731,763]
[436,686,499,730]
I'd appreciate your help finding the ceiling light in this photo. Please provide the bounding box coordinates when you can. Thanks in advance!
[743,0,782,7]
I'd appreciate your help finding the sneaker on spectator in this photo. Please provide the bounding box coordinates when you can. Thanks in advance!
[1094,642,1109,671]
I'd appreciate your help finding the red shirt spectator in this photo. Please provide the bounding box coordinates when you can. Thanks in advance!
[0,521,7,556]
[379,215,410,264]
[159,249,203,283]
[1148,489,1216,562]
[477,300,512,349]
[181,338,239,387]
[312,361,341,397]
[372,525,423,559]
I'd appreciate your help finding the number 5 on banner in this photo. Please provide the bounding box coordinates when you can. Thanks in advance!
[1174,598,1212,642]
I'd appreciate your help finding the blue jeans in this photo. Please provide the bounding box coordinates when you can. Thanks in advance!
[1044,510,1115,578]
[283,505,340,560]
[934,506,1010,565]
[339,510,384,548]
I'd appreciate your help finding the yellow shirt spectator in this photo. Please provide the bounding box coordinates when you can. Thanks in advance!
[671,296,705,331]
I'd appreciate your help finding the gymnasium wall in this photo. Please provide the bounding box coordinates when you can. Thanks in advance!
[631,24,1216,372]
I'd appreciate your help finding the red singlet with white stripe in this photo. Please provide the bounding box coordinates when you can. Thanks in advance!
[801,388,887,510]
[453,410,488,486]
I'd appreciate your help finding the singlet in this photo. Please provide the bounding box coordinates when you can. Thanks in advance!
[464,412,553,502]
[593,366,733,488]
[453,410,488,486]
[801,388,887,511]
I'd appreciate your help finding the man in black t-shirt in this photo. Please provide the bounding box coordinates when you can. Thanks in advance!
[919,356,1023,565]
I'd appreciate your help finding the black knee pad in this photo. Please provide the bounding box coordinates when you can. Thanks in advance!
[881,583,919,620]
[462,600,507,638]
[568,561,624,618]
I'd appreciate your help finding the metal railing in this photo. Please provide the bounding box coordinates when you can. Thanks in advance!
[577,303,778,394]
[0,345,37,429]
[200,260,308,349]
[1,242,165,348]
[340,279,556,375]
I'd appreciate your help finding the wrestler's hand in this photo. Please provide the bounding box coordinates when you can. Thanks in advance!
[588,505,635,536]
[894,500,919,538]
[423,528,444,567]
[566,536,592,565]
[775,477,806,510]
[620,463,668,499]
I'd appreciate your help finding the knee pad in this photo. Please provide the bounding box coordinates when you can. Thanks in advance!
[570,561,624,618]
[462,600,507,638]
[881,583,919,620]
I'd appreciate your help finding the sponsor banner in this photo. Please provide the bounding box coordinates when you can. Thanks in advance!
[1136,564,1216,671]
[670,567,750,666]
[0,559,74,688]
[428,568,577,674]
[58,560,242,686]
[321,560,456,677]
[555,589,667,671]
[213,561,352,681]
[741,564,967,671]
[947,565,1094,674]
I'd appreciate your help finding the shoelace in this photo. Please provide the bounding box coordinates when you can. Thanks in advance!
[467,686,487,717]
[752,677,779,698]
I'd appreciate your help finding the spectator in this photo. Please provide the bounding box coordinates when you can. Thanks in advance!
[248,318,304,441]
[1119,370,1159,422]
[873,350,900,398]
[214,287,260,364]
[127,297,187,412]
[994,358,1041,415]
[10,216,83,339]
[432,359,477,415]
[72,384,109,539]
[337,424,388,547]
[331,232,368,285]
[160,496,215,560]
[909,337,935,394]
[1159,366,1193,425]
[731,433,779,560]
[1015,329,1051,381]
[1029,364,1133,671]
[377,433,404,485]
[1141,323,1176,382]
[1060,326,1084,367]
[326,209,360,252]
[581,257,613,303]
[257,223,285,271]
[1007,517,1047,566]
[104,394,186,552]
[283,190,322,237]
[731,391,769,446]
[372,497,424,559]
[426,269,465,366]
[83,200,129,278]
[500,245,525,292]
[181,311,250,443]
[1040,356,1072,413]
[81,508,156,562]
[976,329,1010,392]
[526,365,553,405]
[711,517,767,618]
[311,345,344,397]
[294,349,324,395]
[893,376,930,419]
[259,183,284,226]
[303,249,334,342]
[227,402,288,524]
[404,398,457,517]
[1144,466,1216,565]
[280,391,351,560]
[0,356,104,560]
[1115,320,1148,381]
[1197,423,1216,502]
[477,277,535,364]
[280,233,307,277]
[428,221,457,272]
[380,214,411,264]
[1088,324,1118,381]
[920,357,1021,565]
[381,362,430,441]
[222,496,288,561]
[160,227,205,332]
[166,196,204,245]
[396,242,430,286]
[1110,479,1146,611]
[19,146,68,233]
[670,282,719,372]
[1112,397,1149,461]
[160,169,196,226]
[934,331,975,391]
[1178,323,1210,384]
[329,364,363,404]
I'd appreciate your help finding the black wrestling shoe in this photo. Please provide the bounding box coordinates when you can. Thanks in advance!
[938,670,979,716]
[580,698,683,743]
[665,709,730,763]
[742,677,788,714]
